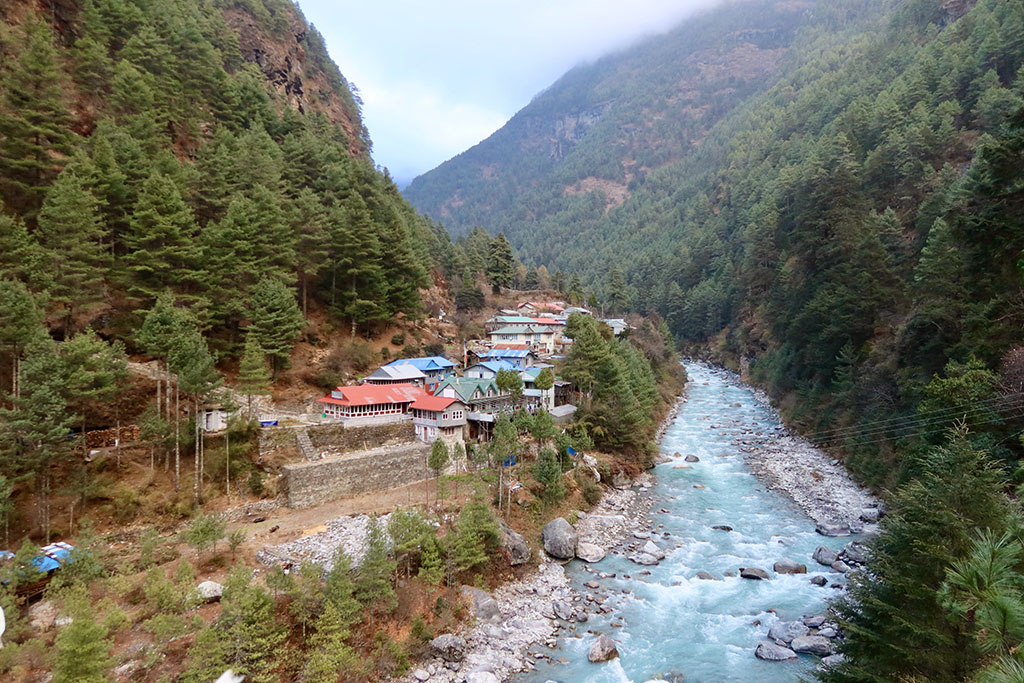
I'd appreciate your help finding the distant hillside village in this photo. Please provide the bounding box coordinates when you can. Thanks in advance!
[310,302,631,446]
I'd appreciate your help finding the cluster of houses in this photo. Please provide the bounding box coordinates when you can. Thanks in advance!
[313,302,635,446]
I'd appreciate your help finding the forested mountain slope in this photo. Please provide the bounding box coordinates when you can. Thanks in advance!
[408,0,1024,483]
[403,0,871,244]
[0,0,449,358]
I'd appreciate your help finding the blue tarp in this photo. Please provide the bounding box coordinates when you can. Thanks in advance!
[0,541,74,574]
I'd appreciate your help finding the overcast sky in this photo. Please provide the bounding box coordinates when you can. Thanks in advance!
[298,1,721,186]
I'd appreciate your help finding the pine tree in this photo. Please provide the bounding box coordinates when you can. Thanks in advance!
[236,332,271,419]
[388,507,433,577]
[324,547,362,627]
[0,278,44,398]
[289,188,330,317]
[35,170,109,334]
[246,277,304,377]
[428,439,450,508]
[531,407,556,445]
[0,17,73,218]
[169,328,222,505]
[451,496,500,573]
[303,601,362,683]
[355,515,397,614]
[486,232,516,292]
[534,447,565,504]
[288,563,325,639]
[53,590,112,683]
[204,567,286,683]
[0,213,46,288]
[123,171,201,302]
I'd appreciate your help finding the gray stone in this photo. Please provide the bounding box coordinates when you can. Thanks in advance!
[542,517,578,560]
[461,586,501,623]
[499,520,531,566]
[768,621,809,644]
[816,522,851,537]
[812,546,838,566]
[773,559,807,574]
[467,673,500,683]
[841,541,870,565]
[711,525,733,532]
[413,669,430,682]
[740,567,770,580]
[684,454,700,463]
[755,640,797,661]
[802,615,827,629]
[629,552,659,566]
[695,571,720,581]
[576,542,606,563]
[641,540,665,560]
[588,634,619,662]
[859,507,880,523]
[817,627,838,638]
[819,654,846,670]
[611,472,631,489]
[28,601,56,632]
[633,531,651,539]
[553,600,574,621]
[430,633,466,662]
[831,560,851,573]
[197,580,223,602]
[810,575,828,586]
[791,635,835,656]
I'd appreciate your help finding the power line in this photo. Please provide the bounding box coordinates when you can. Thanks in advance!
[835,411,1024,450]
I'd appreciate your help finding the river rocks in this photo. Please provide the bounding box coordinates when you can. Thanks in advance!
[684,454,700,462]
[576,542,606,563]
[819,653,846,670]
[712,525,733,532]
[431,634,466,662]
[461,586,501,623]
[813,546,838,566]
[611,472,631,489]
[466,673,500,683]
[815,521,851,537]
[695,571,721,581]
[499,520,531,566]
[588,634,619,662]
[791,635,835,656]
[810,575,828,586]
[553,600,574,621]
[641,540,665,560]
[739,567,771,580]
[629,552,660,566]
[542,518,578,560]
[817,626,838,638]
[28,601,56,631]
[831,560,851,573]
[412,669,430,681]
[773,559,807,574]
[859,507,881,523]
[197,580,224,602]
[768,621,809,644]
[755,641,797,661]
[841,541,870,565]
[802,615,827,629]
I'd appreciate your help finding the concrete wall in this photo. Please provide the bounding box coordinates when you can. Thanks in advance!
[281,442,432,509]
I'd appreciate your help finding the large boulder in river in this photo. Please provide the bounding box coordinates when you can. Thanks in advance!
[840,541,870,565]
[816,521,851,537]
[499,520,531,565]
[791,635,835,656]
[740,567,770,580]
[773,559,807,574]
[685,454,700,463]
[768,621,809,644]
[430,633,466,662]
[542,518,578,560]
[629,552,660,566]
[812,546,838,566]
[755,641,797,661]
[588,634,619,662]
[641,540,665,560]
[576,542,607,563]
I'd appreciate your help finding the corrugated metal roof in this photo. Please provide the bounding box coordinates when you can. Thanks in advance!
[385,356,457,371]
[409,395,460,412]
[469,360,517,374]
[318,384,427,406]
[487,348,531,359]
[366,364,427,381]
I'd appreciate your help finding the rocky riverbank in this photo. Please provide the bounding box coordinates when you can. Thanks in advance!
[695,364,879,533]
[397,475,658,683]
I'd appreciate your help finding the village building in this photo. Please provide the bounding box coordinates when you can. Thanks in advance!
[487,324,562,354]
[484,346,536,368]
[600,318,632,336]
[484,315,538,332]
[384,356,458,391]
[517,301,565,315]
[520,367,555,411]
[550,404,578,425]
[362,364,428,386]
[464,360,518,380]
[434,377,513,441]
[316,384,428,427]
[409,395,467,444]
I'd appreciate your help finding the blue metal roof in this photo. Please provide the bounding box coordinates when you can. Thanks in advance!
[385,356,456,371]
[470,360,517,374]
[486,349,531,359]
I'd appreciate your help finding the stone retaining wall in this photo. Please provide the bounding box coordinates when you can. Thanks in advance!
[281,442,432,509]
[258,421,416,459]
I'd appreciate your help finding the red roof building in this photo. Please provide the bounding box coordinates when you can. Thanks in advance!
[410,395,467,444]
[317,384,429,423]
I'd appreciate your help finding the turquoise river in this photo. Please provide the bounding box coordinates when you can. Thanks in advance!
[526,362,858,683]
